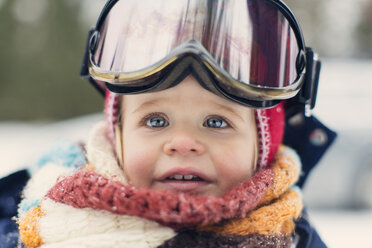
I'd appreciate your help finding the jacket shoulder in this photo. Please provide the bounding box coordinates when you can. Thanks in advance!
[295,209,327,248]
[1,141,86,247]
[0,170,29,247]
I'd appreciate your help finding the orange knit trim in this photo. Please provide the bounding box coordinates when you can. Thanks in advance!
[258,146,300,206]
[198,189,303,236]
[18,206,45,248]
[198,146,302,236]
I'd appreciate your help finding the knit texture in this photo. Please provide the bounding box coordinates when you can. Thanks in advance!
[18,122,302,248]
[255,103,284,169]
[46,168,273,228]
[158,231,292,248]
[198,146,302,236]
[18,206,44,248]
[198,189,302,236]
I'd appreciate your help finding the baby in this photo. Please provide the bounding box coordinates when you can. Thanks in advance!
[116,75,258,196]
[13,1,333,247]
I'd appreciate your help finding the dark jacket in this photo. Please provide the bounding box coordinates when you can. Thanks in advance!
[0,170,29,248]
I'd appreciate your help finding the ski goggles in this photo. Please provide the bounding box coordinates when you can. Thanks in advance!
[81,0,320,109]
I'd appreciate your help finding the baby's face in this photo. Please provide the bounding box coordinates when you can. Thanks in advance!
[120,76,257,196]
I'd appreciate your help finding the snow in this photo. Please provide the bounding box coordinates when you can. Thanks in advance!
[309,209,372,247]
[313,59,372,130]
[303,59,372,209]
[0,113,104,177]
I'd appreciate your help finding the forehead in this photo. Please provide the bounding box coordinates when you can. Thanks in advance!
[121,76,255,119]
[124,76,218,106]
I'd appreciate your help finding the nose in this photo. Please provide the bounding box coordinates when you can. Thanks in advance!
[163,132,206,156]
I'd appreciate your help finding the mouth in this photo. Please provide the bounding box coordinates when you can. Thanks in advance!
[165,174,205,181]
[157,168,211,193]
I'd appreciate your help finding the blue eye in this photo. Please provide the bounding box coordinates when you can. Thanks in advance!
[146,116,168,128]
[204,117,228,128]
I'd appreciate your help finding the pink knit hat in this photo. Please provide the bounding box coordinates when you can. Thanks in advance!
[105,90,284,170]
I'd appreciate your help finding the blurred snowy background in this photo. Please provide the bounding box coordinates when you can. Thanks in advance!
[1,0,372,247]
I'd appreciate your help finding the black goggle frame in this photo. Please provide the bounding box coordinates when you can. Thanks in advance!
[80,0,321,116]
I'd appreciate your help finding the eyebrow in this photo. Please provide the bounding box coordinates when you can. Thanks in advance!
[132,98,166,114]
[132,97,246,121]
[211,102,245,122]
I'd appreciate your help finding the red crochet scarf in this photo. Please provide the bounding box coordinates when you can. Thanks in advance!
[46,167,274,228]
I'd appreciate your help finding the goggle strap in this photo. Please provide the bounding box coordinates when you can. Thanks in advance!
[310,59,321,110]
[284,47,321,119]
[81,28,106,96]
[302,47,321,110]
[80,28,95,79]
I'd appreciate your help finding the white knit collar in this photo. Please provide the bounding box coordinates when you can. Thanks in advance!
[86,121,128,184]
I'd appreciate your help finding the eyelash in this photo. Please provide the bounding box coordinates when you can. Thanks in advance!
[140,112,169,128]
[140,113,232,129]
[203,116,232,129]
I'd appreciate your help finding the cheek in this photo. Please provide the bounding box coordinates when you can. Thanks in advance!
[212,140,257,190]
[123,139,157,188]
[217,149,255,177]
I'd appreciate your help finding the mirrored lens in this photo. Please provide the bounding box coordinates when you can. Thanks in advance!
[93,0,301,88]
